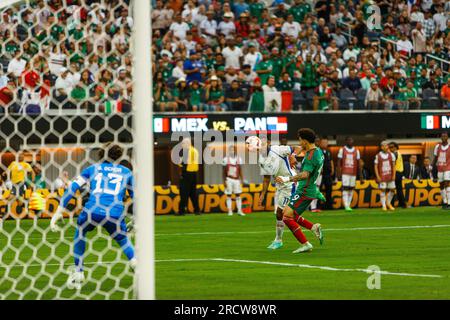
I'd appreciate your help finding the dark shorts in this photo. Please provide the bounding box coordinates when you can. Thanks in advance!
[288,193,314,215]
[11,182,27,197]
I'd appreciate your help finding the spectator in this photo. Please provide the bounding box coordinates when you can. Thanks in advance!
[154,81,177,112]
[218,12,236,38]
[365,81,385,110]
[204,75,226,111]
[188,80,203,111]
[396,33,414,56]
[184,51,203,84]
[169,13,190,41]
[173,78,190,111]
[225,80,246,111]
[0,77,17,112]
[441,78,450,109]
[399,80,421,110]
[404,155,420,180]
[282,14,302,39]
[420,157,434,180]
[243,43,261,71]
[358,159,371,180]
[342,69,362,93]
[239,64,257,87]
[7,50,26,78]
[222,39,243,70]
[313,78,336,111]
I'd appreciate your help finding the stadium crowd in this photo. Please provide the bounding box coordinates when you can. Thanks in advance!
[0,0,133,114]
[0,0,449,114]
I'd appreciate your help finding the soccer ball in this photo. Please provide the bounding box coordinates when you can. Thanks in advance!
[246,136,262,151]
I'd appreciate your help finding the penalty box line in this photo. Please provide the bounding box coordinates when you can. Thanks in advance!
[155,258,444,279]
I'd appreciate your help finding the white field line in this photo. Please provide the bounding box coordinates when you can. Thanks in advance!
[3,224,450,242]
[3,258,443,279]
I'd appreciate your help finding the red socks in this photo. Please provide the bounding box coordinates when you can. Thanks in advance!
[283,216,308,244]
[296,214,313,230]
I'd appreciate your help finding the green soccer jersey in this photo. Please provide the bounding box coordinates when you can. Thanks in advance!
[249,3,265,23]
[296,148,324,198]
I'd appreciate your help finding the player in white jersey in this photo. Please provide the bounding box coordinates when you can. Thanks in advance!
[256,140,300,250]
[222,145,245,216]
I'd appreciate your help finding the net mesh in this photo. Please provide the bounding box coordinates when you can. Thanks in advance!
[0,0,138,300]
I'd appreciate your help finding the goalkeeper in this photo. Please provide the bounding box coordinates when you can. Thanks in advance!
[51,144,136,290]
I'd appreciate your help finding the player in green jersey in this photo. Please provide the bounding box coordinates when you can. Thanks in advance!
[275,128,324,253]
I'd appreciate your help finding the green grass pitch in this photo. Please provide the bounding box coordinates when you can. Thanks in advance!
[1,207,449,299]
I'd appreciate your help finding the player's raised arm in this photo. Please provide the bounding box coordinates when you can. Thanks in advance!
[50,167,92,232]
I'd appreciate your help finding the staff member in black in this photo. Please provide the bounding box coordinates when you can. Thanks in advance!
[178,138,200,216]
[319,137,334,210]
[389,142,407,208]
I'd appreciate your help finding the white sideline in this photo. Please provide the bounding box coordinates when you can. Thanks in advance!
[5,258,443,279]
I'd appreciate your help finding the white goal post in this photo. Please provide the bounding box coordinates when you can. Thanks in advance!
[132,0,155,300]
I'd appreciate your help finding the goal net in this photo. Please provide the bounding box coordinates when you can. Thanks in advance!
[0,0,153,300]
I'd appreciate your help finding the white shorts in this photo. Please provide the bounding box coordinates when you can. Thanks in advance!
[342,174,357,188]
[379,181,395,189]
[437,171,450,182]
[225,177,242,195]
[274,188,292,211]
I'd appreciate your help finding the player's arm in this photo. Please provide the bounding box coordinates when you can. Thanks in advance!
[374,160,381,183]
[276,170,310,183]
[50,167,91,232]
[391,159,396,181]
[258,175,271,206]
[330,155,335,177]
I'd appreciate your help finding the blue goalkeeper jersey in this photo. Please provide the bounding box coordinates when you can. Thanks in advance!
[61,162,134,218]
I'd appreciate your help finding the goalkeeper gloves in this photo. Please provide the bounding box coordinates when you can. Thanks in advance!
[50,206,65,232]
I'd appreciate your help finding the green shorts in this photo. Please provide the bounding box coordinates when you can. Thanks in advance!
[288,193,314,215]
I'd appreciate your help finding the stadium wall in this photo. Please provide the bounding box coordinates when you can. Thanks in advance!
[0,179,443,218]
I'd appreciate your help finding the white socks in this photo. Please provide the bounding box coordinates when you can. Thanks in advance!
[226,197,232,212]
[445,187,450,203]
[275,220,285,242]
[342,190,354,209]
[236,197,242,212]
[380,191,387,208]
[441,189,448,204]
[227,196,242,212]
[387,190,394,206]
[310,199,318,210]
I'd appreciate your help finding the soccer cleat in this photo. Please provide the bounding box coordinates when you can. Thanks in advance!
[311,224,324,245]
[228,211,233,216]
[129,258,137,271]
[311,209,321,213]
[66,270,85,290]
[237,211,245,216]
[267,240,283,250]
[381,206,387,211]
[292,242,313,254]
[345,207,353,212]
[388,204,395,211]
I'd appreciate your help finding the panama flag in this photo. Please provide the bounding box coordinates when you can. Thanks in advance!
[263,91,293,112]
[267,117,288,132]
[421,115,440,130]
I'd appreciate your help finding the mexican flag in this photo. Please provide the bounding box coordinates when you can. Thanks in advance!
[104,100,123,114]
[248,91,293,112]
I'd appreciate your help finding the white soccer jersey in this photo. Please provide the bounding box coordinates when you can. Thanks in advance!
[259,145,296,192]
